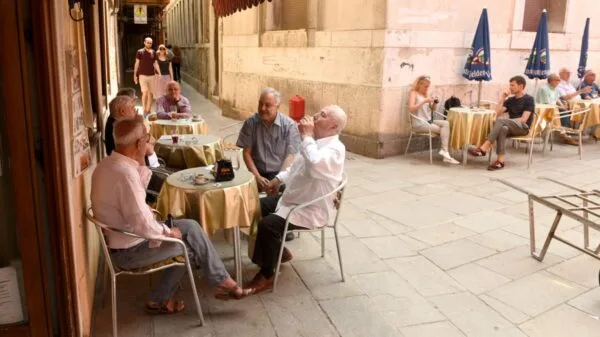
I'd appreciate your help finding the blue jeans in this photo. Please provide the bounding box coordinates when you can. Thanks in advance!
[111,219,230,302]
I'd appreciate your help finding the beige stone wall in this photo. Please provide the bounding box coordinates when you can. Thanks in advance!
[220,1,388,156]
[165,0,215,97]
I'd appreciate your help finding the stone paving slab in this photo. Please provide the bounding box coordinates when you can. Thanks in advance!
[92,84,600,337]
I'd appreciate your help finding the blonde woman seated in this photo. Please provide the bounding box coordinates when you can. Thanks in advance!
[408,75,459,164]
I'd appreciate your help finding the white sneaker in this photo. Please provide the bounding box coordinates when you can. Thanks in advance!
[443,156,460,164]
[438,150,449,157]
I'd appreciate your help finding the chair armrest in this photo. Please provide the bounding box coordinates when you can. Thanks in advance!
[434,111,447,120]
[285,175,348,224]
[552,108,590,120]
[151,208,163,221]
[409,114,430,124]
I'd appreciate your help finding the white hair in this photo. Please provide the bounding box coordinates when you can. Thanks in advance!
[109,95,135,120]
[113,117,145,146]
[324,105,347,133]
[260,87,281,105]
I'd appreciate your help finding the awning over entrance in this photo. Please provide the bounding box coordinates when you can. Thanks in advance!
[213,0,273,18]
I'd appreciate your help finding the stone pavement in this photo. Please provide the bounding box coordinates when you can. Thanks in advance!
[93,83,600,337]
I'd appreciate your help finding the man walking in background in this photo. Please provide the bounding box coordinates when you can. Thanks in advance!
[134,37,160,115]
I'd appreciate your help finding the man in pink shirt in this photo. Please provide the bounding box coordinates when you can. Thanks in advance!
[91,116,254,313]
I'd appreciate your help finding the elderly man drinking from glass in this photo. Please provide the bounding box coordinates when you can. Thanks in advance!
[92,117,255,314]
[156,81,192,120]
[536,73,578,145]
[578,69,600,100]
[247,105,347,293]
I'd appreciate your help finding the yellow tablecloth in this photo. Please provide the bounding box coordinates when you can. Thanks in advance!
[535,104,562,131]
[154,135,224,169]
[150,119,208,139]
[447,107,496,150]
[568,99,600,128]
[156,167,261,237]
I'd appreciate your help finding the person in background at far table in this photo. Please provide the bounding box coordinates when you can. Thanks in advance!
[247,105,347,294]
[165,43,174,61]
[92,117,256,314]
[155,44,174,97]
[535,73,578,146]
[408,75,460,164]
[557,68,591,102]
[578,69,600,100]
[134,37,160,115]
[156,81,192,120]
[469,75,534,171]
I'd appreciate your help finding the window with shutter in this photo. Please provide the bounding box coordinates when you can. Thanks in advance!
[522,0,567,33]
[266,0,308,31]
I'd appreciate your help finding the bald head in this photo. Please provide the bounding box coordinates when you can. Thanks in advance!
[166,80,181,101]
[559,68,571,81]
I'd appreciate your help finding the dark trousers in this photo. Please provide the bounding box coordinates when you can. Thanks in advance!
[145,171,166,204]
[252,196,302,278]
[172,63,181,82]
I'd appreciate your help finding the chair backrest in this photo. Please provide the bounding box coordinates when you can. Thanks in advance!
[287,173,348,227]
[524,112,545,138]
[86,207,120,274]
[221,132,243,168]
[574,107,592,131]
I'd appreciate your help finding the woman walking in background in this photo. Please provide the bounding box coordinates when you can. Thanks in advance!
[155,44,173,96]
[172,45,182,82]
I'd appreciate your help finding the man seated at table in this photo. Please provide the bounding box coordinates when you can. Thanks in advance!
[236,88,301,189]
[578,69,600,100]
[557,68,591,102]
[469,75,534,171]
[92,117,255,313]
[536,73,578,145]
[247,105,346,293]
[156,81,192,120]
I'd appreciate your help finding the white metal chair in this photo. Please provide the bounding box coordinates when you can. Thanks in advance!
[272,174,348,292]
[510,112,547,169]
[545,107,591,159]
[86,207,204,337]
[405,112,446,164]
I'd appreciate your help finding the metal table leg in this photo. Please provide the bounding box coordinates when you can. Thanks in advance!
[233,226,243,285]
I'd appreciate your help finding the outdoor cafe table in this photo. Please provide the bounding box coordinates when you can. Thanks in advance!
[535,104,562,130]
[154,135,224,169]
[156,167,261,283]
[447,107,496,165]
[149,118,208,139]
[568,99,600,130]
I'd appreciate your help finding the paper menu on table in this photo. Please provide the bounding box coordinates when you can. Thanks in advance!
[159,135,172,141]
[0,266,24,324]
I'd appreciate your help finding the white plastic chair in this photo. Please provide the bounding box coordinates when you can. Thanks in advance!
[272,174,348,292]
[86,207,204,337]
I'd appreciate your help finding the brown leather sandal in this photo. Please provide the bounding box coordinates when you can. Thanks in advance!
[214,286,256,301]
[144,298,185,314]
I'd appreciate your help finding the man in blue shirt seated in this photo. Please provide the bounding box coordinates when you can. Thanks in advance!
[578,69,600,100]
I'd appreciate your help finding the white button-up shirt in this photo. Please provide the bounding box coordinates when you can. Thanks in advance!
[275,135,345,229]
[557,80,579,100]
[91,152,171,249]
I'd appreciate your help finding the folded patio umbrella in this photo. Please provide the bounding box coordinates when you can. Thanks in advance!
[463,8,492,107]
[577,18,590,79]
[524,9,550,92]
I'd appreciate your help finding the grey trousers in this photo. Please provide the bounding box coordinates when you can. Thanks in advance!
[488,119,529,155]
[413,120,451,152]
[111,219,230,302]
